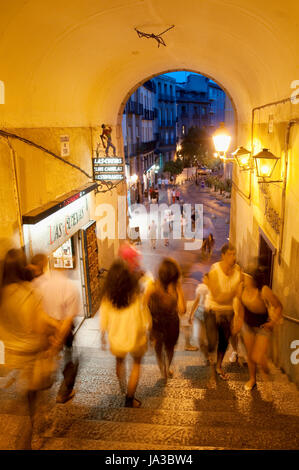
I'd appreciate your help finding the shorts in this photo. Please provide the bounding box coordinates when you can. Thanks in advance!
[242,322,271,338]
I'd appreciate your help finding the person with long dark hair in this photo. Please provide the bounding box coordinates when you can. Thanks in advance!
[100,259,151,408]
[233,266,283,390]
[147,258,186,379]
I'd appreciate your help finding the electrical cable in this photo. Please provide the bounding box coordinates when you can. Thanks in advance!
[0,129,125,194]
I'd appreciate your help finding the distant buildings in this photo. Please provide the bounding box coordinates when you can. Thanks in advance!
[122,73,234,202]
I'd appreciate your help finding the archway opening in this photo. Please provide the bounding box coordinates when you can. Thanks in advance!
[120,70,236,205]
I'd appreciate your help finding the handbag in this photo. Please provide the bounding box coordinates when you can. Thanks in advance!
[29,350,57,391]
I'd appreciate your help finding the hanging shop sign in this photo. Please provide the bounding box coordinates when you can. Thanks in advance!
[95,174,124,181]
[93,157,125,181]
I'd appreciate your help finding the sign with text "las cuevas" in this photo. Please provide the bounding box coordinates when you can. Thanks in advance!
[93,157,124,181]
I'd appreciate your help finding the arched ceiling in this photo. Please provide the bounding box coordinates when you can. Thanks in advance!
[0,0,298,128]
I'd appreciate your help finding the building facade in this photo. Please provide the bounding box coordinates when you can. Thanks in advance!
[152,75,177,169]
[176,75,213,143]
[122,81,157,203]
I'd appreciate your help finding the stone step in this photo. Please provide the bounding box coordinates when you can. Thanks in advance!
[41,419,299,450]
[97,407,299,432]
[35,437,227,451]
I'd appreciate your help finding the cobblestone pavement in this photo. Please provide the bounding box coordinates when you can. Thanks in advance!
[1,182,299,450]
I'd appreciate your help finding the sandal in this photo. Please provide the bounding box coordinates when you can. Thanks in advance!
[125,396,142,408]
[244,381,256,391]
[216,369,228,380]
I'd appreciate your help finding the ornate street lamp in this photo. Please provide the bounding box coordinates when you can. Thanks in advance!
[252,148,282,182]
[212,122,232,160]
[232,146,252,171]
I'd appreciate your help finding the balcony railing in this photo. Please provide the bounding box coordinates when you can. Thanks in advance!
[124,140,157,158]
[158,94,175,102]
[125,100,144,115]
[142,109,155,120]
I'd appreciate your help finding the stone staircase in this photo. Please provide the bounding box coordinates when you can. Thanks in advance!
[1,335,299,450]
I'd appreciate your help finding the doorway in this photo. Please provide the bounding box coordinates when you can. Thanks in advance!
[258,230,276,287]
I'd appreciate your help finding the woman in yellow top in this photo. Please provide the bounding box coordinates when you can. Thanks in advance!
[233,266,283,391]
[100,259,152,408]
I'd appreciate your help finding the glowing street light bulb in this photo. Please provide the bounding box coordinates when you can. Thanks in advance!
[212,122,231,156]
[131,174,138,184]
[260,165,270,177]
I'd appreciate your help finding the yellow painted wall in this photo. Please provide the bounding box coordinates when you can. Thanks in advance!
[0,126,126,268]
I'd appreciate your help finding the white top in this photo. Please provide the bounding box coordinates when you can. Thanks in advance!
[206,262,241,312]
[33,271,80,321]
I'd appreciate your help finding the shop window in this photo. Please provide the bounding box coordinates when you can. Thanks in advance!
[52,238,74,269]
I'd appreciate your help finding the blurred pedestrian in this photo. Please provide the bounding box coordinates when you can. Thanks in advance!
[162,217,170,247]
[118,241,142,273]
[233,266,283,390]
[204,244,242,383]
[148,220,157,249]
[0,249,60,449]
[172,188,176,204]
[202,233,215,258]
[100,259,151,407]
[188,279,210,356]
[31,253,80,404]
[147,258,186,379]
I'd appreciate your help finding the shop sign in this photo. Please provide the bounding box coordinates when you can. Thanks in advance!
[60,135,70,157]
[95,174,124,181]
[94,157,122,165]
[94,166,123,173]
[92,157,124,181]
[24,195,90,255]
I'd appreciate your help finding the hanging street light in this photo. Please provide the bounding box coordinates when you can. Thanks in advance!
[212,122,232,160]
[252,148,282,182]
[232,146,252,171]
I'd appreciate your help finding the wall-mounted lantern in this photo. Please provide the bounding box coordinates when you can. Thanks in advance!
[252,148,282,182]
[232,146,252,171]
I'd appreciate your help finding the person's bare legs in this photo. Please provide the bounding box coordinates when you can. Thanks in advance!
[165,345,175,378]
[204,312,218,385]
[154,340,166,378]
[116,357,126,394]
[126,356,142,407]
[252,334,271,397]
[242,329,257,390]
[183,325,199,351]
